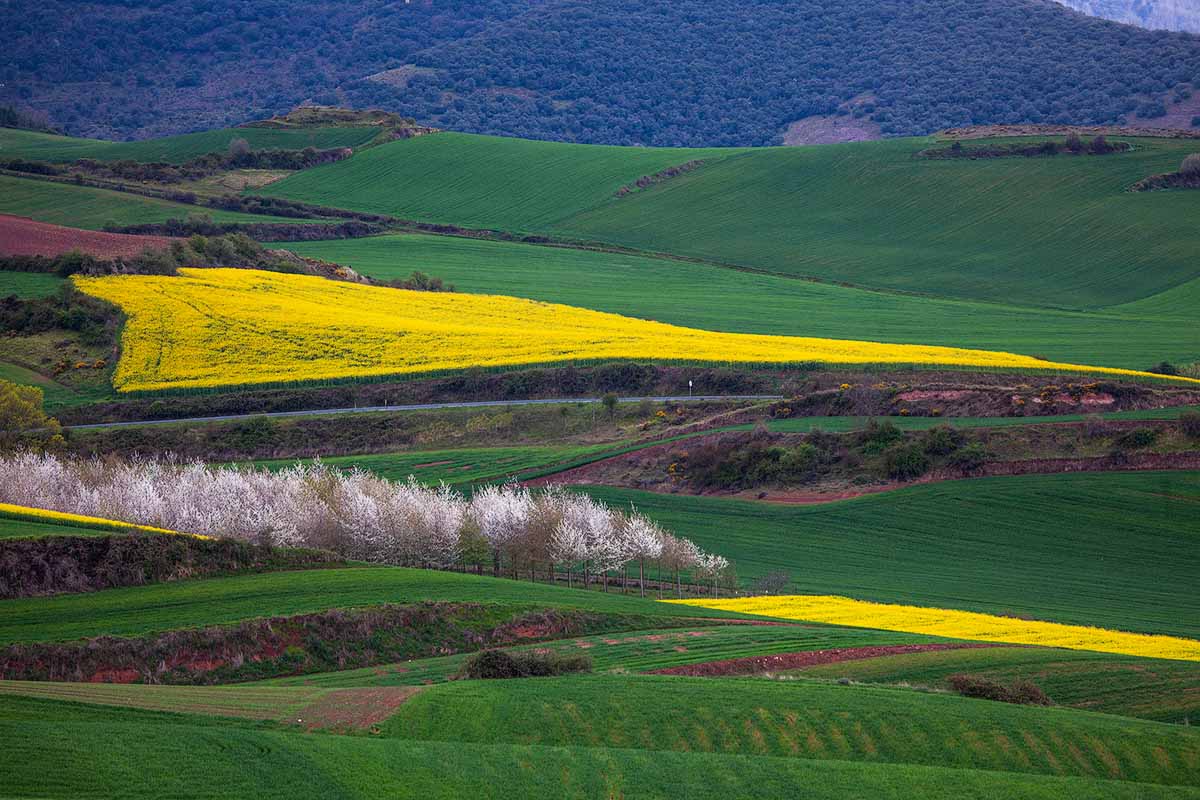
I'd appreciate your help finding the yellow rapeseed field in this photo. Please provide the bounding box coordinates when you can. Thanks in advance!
[670,595,1200,662]
[0,502,202,538]
[75,268,1199,392]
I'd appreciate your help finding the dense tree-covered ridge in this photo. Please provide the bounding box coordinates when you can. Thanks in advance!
[3,0,1200,145]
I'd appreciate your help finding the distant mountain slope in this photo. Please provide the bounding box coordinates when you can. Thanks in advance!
[3,0,1200,145]
[1053,0,1200,32]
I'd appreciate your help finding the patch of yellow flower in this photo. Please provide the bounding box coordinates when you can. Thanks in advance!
[0,502,205,539]
[75,268,1199,392]
[670,595,1200,662]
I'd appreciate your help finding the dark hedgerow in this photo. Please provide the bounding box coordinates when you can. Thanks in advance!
[458,648,593,680]
[947,674,1052,706]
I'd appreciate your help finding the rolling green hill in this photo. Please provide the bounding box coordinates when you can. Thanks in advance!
[795,646,1200,724]
[5,695,1192,800]
[0,271,63,299]
[0,174,303,230]
[384,674,1200,786]
[253,444,617,487]
[0,566,754,645]
[259,132,739,230]
[264,133,1200,310]
[0,125,380,163]
[263,624,950,688]
[286,232,1200,368]
[586,471,1200,638]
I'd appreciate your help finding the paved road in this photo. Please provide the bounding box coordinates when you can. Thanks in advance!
[67,394,783,430]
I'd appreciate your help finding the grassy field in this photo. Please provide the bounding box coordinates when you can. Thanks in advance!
[586,471,1200,638]
[259,132,739,230]
[0,126,381,163]
[286,233,1200,369]
[794,646,1200,724]
[5,697,1190,800]
[0,271,64,298]
[0,566,758,644]
[0,174,303,230]
[260,133,1200,310]
[253,444,618,486]
[0,680,404,724]
[265,624,949,688]
[0,516,116,540]
[383,674,1200,786]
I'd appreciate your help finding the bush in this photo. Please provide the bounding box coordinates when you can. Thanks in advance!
[1181,154,1200,176]
[921,425,962,456]
[1181,411,1200,440]
[1148,361,1179,376]
[858,418,904,454]
[947,674,1052,706]
[948,442,989,474]
[458,648,592,680]
[1114,427,1159,449]
[881,442,930,481]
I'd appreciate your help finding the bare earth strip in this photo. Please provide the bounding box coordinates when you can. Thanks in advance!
[647,643,1004,677]
[0,680,421,730]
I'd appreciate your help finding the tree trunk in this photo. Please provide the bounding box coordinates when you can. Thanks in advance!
[492,551,500,578]
[639,559,645,598]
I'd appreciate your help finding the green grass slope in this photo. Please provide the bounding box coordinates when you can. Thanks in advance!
[586,471,1200,638]
[264,133,1200,309]
[286,232,1200,368]
[4,696,1190,800]
[254,444,616,487]
[0,174,303,230]
[555,137,1200,309]
[259,132,738,230]
[0,125,380,163]
[0,271,64,298]
[384,675,1200,786]
[265,624,948,688]
[0,566,753,644]
[795,646,1200,724]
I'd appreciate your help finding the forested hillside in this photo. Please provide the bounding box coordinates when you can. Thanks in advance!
[4,0,1200,144]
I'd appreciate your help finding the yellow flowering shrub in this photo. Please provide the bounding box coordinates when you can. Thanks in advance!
[75,268,1199,392]
[671,595,1200,662]
[0,502,205,539]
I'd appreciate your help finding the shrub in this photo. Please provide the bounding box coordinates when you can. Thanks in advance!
[947,674,1052,706]
[1148,361,1179,376]
[858,418,903,454]
[458,648,592,680]
[1180,154,1200,176]
[1115,427,1159,449]
[948,442,989,474]
[881,442,930,481]
[921,425,963,456]
[1181,411,1200,440]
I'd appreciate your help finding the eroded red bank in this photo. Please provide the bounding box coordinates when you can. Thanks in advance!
[647,642,1006,676]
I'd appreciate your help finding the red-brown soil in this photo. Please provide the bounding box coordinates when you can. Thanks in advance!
[648,642,1005,677]
[0,214,176,258]
[292,687,422,730]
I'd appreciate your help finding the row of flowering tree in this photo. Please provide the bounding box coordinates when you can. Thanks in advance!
[0,452,732,597]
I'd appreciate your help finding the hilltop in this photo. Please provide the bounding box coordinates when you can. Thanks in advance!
[5,0,1200,144]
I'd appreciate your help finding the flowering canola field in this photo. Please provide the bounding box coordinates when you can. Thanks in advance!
[670,595,1200,662]
[0,502,201,538]
[75,268,1198,392]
